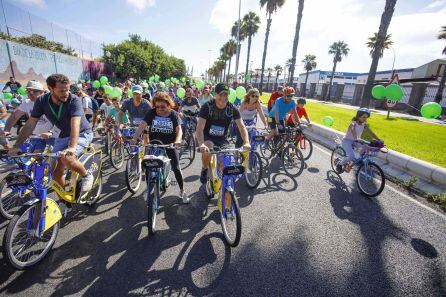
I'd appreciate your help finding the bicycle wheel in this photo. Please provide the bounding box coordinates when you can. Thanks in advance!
[245,151,263,189]
[356,162,385,197]
[0,179,22,220]
[298,136,313,160]
[3,202,59,270]
[260,139,273,159]
[331,147,346,174]
[181,132,196,163]
[147,180,159,235]
[220,190,241,247]
[281,145,305,177]
[85,172,103,206]
[109,140,124,169]
[104,132,111,156]
[125,156,142,193]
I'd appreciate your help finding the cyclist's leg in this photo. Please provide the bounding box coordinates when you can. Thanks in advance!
[200,139,215,183]
[339,139,355,166]
[166,148,183,190]
[266,118,277,141]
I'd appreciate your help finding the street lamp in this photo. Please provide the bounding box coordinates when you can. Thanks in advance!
[105,50,113,84]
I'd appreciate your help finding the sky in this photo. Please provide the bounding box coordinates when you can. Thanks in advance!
[10,0,446,77]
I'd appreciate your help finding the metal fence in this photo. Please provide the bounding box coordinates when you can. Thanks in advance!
[0,0,102,59]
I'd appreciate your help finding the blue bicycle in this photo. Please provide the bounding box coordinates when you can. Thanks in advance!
[331,139,387,197]
[244,126,268,189]
[202,147,245,247]
[141,142,173,235]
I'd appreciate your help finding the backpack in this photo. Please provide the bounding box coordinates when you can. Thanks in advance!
[90,97,99,113]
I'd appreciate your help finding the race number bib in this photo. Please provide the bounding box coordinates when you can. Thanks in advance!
[133,117,143,124]
[209,125,225,137]
[151,116,173,134]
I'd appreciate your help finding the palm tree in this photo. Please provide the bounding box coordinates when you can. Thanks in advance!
[231,21,247,80]
[284,58,293,83]
[259,0,286,94]
[242,12,261,80]
[302,54,316,97]
[266,67,273,90]
[366,33,393,58]
[288,0,305,84]
[361,0,397,107]
[223,39,237,81]
[435,25,446,103]
[327,41,350,100]
[274,64,283,89]
[219,48,230,81]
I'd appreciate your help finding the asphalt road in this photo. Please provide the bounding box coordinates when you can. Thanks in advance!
[0,135,445,297]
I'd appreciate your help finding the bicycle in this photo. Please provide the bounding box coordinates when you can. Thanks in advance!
[291,124,313,160]
[108,123,126,169]
[124,128,145,194]
[180,111,197,163]
[140,142,173,235]
[261,126,305,178]
[331,138,387,197]
[244,126,268,189]
[2,147,103,270]
[201,147,245,247]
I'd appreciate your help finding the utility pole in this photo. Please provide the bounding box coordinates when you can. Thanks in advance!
[234,0,242,82]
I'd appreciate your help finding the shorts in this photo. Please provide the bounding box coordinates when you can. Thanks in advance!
[204,136,229,149]
[268,118,285,131]
[53,132,93,156]
[29,137,56,151]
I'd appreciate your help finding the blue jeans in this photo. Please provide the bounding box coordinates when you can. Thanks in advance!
[53,132,93,156]
[29,137,56,152]
[340,139,365,165]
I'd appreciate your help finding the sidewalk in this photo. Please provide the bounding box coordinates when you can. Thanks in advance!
[307,98,446,125]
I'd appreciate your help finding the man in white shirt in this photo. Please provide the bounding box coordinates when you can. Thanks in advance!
[0,80,55,151]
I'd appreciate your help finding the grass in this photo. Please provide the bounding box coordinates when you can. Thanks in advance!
[260,93,446,168]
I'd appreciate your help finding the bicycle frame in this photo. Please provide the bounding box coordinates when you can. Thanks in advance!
[143,146,171,209]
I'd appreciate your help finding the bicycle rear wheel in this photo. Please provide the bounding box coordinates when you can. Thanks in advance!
[147,180,159,235]
[245,151,263,189]
[281,145,305,177]
[260,139,273,159]
[109,140,124,169]
[331,147,346,174]
[298,136,313,160]
[0,179,23,220]
[181,132,196,163]
[3,202,59,270]
[356,163,385,197]
[220,190,241,247]
[126,156,142,193]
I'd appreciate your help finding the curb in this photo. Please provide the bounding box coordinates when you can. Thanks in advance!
[260,105,446,193]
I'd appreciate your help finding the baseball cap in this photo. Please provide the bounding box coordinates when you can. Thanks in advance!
[11,98,20,105]
[25,80,44,91]
[215,83,230,95]
[132,85,143,94]
[204,85,210,91]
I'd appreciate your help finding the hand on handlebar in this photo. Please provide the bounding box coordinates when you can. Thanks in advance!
[40,132,52,139]
[242,143,251,151]
[199,143,210,153]
[0,130,10,137]
[8,147,21,157]
[174,141,182,148]
[129,139,137,146]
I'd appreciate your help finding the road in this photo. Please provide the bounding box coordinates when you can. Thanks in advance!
[0,135,445,297]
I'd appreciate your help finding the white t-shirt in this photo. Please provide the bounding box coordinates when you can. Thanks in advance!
[100,102,113,117]
[82,95,93,115]
[18,99,54,136]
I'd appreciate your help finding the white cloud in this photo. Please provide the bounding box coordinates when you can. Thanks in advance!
[207,0,446,75]
[15,0,46,9]
[423,0,446,11]
[126,0,156,10]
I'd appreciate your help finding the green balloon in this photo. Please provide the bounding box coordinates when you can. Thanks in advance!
[229,88,237,103]
[99,76,108,85]
[3,92,13,99]
[420,102,442,119]
[127,89,133,97]
[160,82,165,89]
[385,84,403,101]
[195,79,204,90]
[322,116,334,127]
[17,87,27,96]
[93,80,100,88]
[371,85,386,99]
[236,86,246,99]
[112,87,122,98]
[245,73,251,80]
[104,85,113,95]
[177,87,186,98]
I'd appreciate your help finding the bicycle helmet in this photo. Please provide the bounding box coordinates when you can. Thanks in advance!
[11,98,20,105]
[356,107,371,118]
[297,98,306,105]
[284,86,295,96]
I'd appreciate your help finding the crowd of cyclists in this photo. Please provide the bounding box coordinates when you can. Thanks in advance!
[0,72,382,206]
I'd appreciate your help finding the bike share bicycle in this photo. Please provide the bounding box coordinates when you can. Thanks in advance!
[331,138,387,197]
[180,111,198,163]
[1,146,103,270]
[244,126,268,189]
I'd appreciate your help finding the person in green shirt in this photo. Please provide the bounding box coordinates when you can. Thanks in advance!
[108,97,129,124]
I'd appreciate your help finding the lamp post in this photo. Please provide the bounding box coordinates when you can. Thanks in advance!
[105,50,113,84]
[234,0,242,82]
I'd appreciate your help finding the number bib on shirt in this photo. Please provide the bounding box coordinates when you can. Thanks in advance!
[151,116,174,134]
[209,125,225,137]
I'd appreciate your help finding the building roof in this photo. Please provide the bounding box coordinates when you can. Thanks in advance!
[357,68,415,76]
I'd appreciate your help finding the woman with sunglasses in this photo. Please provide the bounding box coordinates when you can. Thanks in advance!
[236,88,268,148]
[131,92,189,203]
[199,86,212,106]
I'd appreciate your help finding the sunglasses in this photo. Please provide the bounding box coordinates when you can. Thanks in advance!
[155,105,167,110]
[286,94,294,98]
[251,95,259,98]
[27,90,40,95]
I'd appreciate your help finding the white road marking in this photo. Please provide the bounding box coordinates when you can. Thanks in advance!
[312,143,446,220]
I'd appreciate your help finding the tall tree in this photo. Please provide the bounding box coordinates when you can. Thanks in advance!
[288,0,305,84]
[302,54,316,97]
[259,0,286,94]
[274,64,283,89]
[242,12,261,80]
[366,33,393,58]
[435,25,446,104]
[361,0,397,107]
[327,41,350,100]
[266,67,273,89]
[284,58,293,83]
[223,39,237,81]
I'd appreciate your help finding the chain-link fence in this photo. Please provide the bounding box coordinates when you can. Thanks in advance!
[0,0,102,59]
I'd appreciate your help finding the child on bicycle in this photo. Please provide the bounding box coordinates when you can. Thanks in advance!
[339,108,380,173]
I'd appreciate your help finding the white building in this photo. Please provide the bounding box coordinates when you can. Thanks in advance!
[356,68,414,84]
[298,70,360,86]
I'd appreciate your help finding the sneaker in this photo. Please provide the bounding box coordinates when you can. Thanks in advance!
[200,168,208,184]
[181,190,190,204]
[81,171,94,192]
